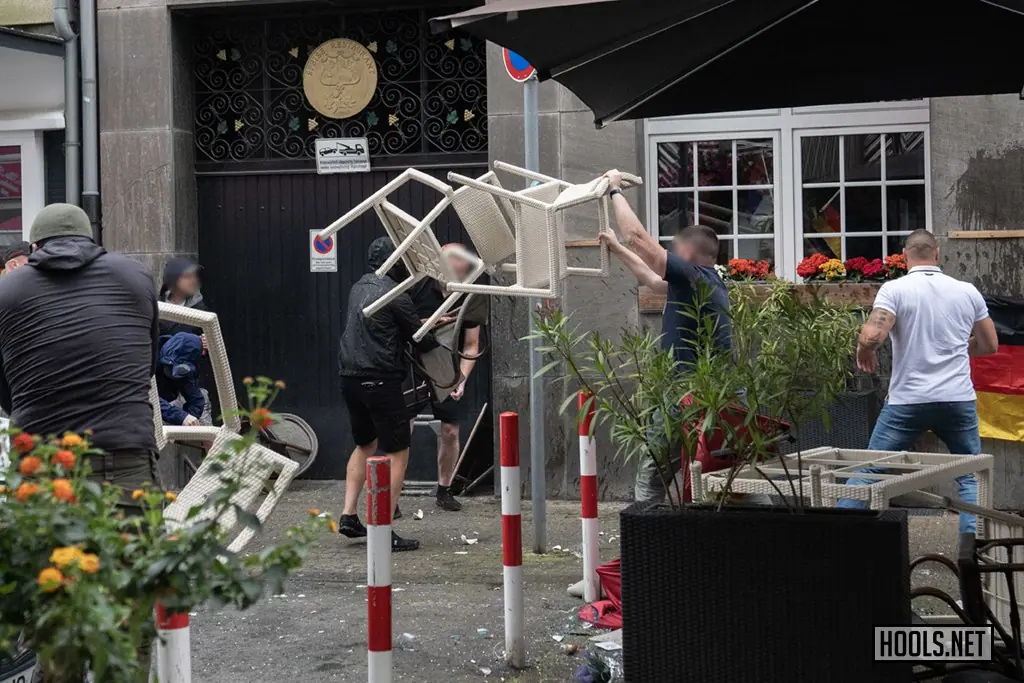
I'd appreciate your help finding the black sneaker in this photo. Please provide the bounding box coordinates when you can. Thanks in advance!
[337,514,367,539]
[393,505,403,520]
[392,531,420,552]
[436,486,463,512]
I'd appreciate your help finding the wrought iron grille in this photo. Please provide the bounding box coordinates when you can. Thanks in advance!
[193,9,486,163]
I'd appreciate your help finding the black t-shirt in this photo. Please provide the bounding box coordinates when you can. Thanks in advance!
[661,252,732,367]
[409,278,481,346]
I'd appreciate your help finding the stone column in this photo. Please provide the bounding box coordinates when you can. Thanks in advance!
[97,1,196,279]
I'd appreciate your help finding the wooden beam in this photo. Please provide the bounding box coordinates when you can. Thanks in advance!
[564,239,600,248]
[948,230,1024,239]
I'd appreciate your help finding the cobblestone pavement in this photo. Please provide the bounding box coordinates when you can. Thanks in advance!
[190,482,961,682]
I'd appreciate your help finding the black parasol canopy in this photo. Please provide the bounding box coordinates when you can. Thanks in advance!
[432,0,1024,128]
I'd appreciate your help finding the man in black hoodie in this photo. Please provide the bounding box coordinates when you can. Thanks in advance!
[0,203,159,488]
[336,237,438,552]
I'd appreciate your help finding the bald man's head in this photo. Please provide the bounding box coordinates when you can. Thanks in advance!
[904,229,939,265]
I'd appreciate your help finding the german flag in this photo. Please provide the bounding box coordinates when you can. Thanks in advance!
[971,296,1024,441]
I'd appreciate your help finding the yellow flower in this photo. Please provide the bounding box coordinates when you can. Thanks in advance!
[79,553,100,574]
[131,489,145,501]
[38,567,63,592]
[61,433,83,448]
[307,508,321,517]
[328,520,339,534]
[50,546,85,569]
[165,491,178,502]
[820,258,846,281]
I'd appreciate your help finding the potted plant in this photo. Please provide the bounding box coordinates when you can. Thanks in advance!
[532,283,912,683]
[0,377,332,683]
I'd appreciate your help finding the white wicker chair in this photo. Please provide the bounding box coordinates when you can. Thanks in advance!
[163,426,299,554]
[157,302,240,433]
[446,162,643,299]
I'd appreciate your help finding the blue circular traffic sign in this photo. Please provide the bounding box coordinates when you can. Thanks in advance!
[502,47,535,82]
[313,235,333,254]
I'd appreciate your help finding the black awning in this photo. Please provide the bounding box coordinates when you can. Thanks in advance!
[434,0,1024,128]
[0,26,64,58]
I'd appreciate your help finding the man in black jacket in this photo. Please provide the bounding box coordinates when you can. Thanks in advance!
[0,203,159,488]
[337,237,438,551]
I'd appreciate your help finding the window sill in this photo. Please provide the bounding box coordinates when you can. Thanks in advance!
[637,282,881,314]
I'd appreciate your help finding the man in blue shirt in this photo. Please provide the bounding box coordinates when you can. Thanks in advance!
[600,170,732,502]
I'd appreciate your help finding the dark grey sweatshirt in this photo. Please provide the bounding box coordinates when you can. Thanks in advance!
[0,237,159,453]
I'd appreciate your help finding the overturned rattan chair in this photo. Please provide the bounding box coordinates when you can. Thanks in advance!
[162,426,298,554]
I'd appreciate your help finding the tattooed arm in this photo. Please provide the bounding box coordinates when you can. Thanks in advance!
[856,307,896,373]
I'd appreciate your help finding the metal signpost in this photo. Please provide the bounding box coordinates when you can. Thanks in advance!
[503,48,547,554]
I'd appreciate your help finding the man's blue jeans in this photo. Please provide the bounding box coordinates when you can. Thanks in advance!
[836,401,981,534]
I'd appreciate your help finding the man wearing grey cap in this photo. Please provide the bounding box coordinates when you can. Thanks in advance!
[0,203,160,491]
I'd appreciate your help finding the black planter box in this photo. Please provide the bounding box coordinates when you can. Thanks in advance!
[620,503,911,683]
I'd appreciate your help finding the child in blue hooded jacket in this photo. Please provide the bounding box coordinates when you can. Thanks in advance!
[156,332,206,426]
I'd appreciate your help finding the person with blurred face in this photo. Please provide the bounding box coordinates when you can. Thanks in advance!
[159,257,214,425]
[407,244,483,513]
[0,242,30,277]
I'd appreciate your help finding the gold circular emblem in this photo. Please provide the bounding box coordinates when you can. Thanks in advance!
[303,38,378,120]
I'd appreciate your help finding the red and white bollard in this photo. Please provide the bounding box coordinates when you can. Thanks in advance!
[578,392,601,604]
[366,456,392,683]
[155,602,191,683]
[500,411,526,669]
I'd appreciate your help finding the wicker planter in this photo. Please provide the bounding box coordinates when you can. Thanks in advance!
[620,503,912,683]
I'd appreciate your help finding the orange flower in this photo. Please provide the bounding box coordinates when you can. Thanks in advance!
[15,482,39,502]
[250,408,274,430]
[131,489,145,501]
[328,520,339,534]
[274,380,286,390]
[18,455,41,476]
[165,491,178,502]
[51,479,75,503]
[50,546,84,568]
[52,449,76,470]
[61,433,83,448]
[12,432,34,453]
[79,553,100,574]
[308,508,321,516]
[38,567,63,592]
[242,377,254,385]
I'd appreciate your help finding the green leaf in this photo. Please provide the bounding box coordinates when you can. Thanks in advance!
[234,506,263,532]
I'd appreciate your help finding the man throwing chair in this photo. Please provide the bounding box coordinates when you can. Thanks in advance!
[839,229,998,533]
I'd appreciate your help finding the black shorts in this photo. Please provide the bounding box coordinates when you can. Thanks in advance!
[341,377,411,453]
[429,396,464,425]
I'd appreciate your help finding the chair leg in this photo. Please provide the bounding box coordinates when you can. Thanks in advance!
[363,274,422,318]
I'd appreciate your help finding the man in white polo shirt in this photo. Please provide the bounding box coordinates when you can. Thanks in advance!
[838,229,999,534]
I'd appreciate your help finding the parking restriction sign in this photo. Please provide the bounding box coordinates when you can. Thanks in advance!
[310,229,337,273]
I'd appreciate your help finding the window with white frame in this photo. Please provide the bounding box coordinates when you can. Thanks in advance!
[645,103,931,280]
[656,137,776,266]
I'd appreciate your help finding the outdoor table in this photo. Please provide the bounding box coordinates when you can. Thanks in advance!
[699,447,994,534]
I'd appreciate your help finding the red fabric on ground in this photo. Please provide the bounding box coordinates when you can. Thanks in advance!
[578,558,623,630]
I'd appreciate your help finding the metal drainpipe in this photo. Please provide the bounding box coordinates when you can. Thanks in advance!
[53,0,80,206]
[79,0,100,243]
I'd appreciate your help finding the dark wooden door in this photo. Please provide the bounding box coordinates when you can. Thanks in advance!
[197,164,491,479]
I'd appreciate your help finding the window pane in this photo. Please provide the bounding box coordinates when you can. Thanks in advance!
[886,132,925,181]
[886,234,908,257]
[845,186,882,233]
[846,235,885,261]
[0,145,23,239]
[844,134,882,182]
[735,238,774,265]
[696,140,732,187]
[736,139,773,185]
[887,184,926,233]
[803,236,840,260]
[802,187,841,235]
[697,190,733,236]
[658,192,692,237]
[717,238,733,266]
[801,136,839,183]
[657,142,693,189]
[737,189,773,235]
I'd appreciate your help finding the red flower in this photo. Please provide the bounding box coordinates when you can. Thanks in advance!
[797,253,829,279]
[12,433,34,454]
[862,258,885,279]
[844,256,869,274]
[250,408,274,431]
